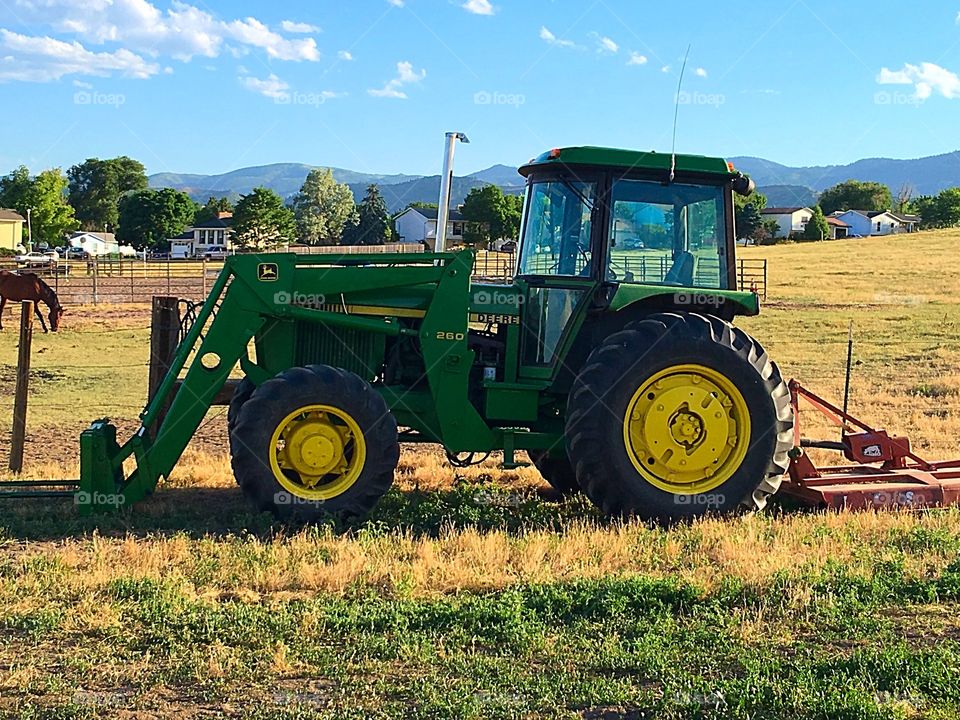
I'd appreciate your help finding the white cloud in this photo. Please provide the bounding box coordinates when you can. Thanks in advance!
[597,36,618,53]
[695,67,707,77]
[368,60,425,99]
[338,50,354,61]
[627,51,647,66]
[878,62,960,99]
[387,0,404,6]
[72,78,92,88]
[0,0,320,83]
[280,20,320,34]
[0,28,159,82]
[463,0,495,15]
[539,26,575,49]
[239,72,289,100]
[661,65,671,73]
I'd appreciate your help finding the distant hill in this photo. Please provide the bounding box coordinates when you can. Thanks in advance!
[148,150,960,214]
[731,151,960,197]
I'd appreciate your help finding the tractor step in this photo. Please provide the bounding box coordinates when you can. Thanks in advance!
[783,380,960,511]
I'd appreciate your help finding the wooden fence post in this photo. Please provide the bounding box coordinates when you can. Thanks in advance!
[92,258,99,306]
[9,302,34,473]
[148,296,181,432]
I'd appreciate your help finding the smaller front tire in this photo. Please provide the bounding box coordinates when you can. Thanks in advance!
[230,365,399,520]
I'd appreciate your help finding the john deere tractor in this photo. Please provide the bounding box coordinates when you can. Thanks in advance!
[75,146,794,521]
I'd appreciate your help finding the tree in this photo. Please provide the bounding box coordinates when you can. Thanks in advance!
[292,169,356,245]
[194,196,234,225]
[734,190,768,243]
[912,188,960,229]
[461,184,512,248]
[818,180,893,216]
[502,193,523,241]
[0,166,78,246]
[799,205,830,241]
[67,157,148,231]
[117,188,197,250]
[233,187,297,249]
[343,184,392,245]
[895,183,914,214]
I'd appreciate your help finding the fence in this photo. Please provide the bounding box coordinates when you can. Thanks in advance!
[0,252,767,305]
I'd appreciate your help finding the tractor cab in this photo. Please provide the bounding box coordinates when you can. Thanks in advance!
[511,146,757,372]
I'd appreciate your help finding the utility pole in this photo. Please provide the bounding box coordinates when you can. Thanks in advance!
[26,208,32,252]
[434,132,470,253]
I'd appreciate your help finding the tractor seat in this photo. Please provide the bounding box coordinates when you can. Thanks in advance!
[663,251,695,286]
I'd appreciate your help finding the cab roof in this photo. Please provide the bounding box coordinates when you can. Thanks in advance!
[518,146,739,179]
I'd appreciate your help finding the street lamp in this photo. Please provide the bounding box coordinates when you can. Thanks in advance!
[434,132,470,253]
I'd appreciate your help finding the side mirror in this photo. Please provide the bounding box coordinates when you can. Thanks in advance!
[732,173,756,197]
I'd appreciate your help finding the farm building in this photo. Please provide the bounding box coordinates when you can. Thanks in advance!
[0,208,25,251]
[760,207,814,238]
[68,231,119,256]
[169,214,234,258]
[394,206,467,246]
[830,210,905,237]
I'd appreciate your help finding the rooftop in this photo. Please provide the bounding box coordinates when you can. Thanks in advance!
[761,207,810,215]
[400,207,466,222]
[0,208,25,222]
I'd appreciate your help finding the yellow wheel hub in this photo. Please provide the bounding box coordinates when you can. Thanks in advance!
[623,364,751,494]
[269,404,366,501]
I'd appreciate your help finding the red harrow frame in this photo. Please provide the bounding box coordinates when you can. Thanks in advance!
[781,380,960,511]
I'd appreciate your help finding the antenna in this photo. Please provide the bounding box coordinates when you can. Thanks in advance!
[669,44,692,183]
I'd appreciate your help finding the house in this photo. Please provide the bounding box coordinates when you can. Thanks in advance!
[393,206,467,246]
[825,216,850,240]
[831,210,904,237]
[169,214,234,258]
[0,208,25,252]
[890,212,920,233]
[760,207,813,238]
[67,231,119,256]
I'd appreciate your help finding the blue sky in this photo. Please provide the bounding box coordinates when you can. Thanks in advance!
[2,0,960,178]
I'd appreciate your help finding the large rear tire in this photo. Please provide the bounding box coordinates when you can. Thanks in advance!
[527,450,580,495]
[565,312,793,521]
[230,365,399,520]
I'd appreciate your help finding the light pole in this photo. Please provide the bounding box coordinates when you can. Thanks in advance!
[434,132,469,253]
[26,208,33,252]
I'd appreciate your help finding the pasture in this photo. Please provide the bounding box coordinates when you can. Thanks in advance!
[1,231,959,718]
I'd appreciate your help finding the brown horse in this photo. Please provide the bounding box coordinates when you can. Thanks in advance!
[0,270,65,332]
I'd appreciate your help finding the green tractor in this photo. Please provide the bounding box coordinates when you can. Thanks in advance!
[76,146,794,521]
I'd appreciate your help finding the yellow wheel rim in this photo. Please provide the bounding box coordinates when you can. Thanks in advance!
[622,364,751,495]
[268,404,366,501]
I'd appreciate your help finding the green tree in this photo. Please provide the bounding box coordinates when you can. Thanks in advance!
[292,169,357,245]
[0,166,78,246]
[233,187,297,249]
[461,184,511,248]
[799,206,830,241]
[502,193,523,241]
[343,184,392,245]
[818,180,893,216]
[194,196,234,225]
[733,190,768,243]
[117,188,197,250]
[912,189,960,229]
[67,157,148,231]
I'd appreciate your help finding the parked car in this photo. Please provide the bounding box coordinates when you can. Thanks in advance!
[497,240,517,253]
[14,251,57,268]
[64,246,88,259]
[201,248,230,260]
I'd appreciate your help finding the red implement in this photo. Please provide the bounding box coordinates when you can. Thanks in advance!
[781,380,960,510]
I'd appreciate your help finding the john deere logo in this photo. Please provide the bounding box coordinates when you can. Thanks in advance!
[258,263,278,281]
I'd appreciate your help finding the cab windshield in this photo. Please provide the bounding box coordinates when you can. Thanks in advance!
[606,179,727,289]
[518,179,596,277]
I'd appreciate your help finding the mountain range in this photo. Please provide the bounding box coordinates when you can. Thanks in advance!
[148,151,960,213]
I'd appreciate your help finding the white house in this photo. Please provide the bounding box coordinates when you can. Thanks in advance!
[825,216,850,240]
[68,231,120,256]
[394,206,467,246]
[760,207,814,238]
[831,210,904,237]
[169,214,234,258]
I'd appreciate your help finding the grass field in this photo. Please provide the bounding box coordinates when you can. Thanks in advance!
[1,231,959,718]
